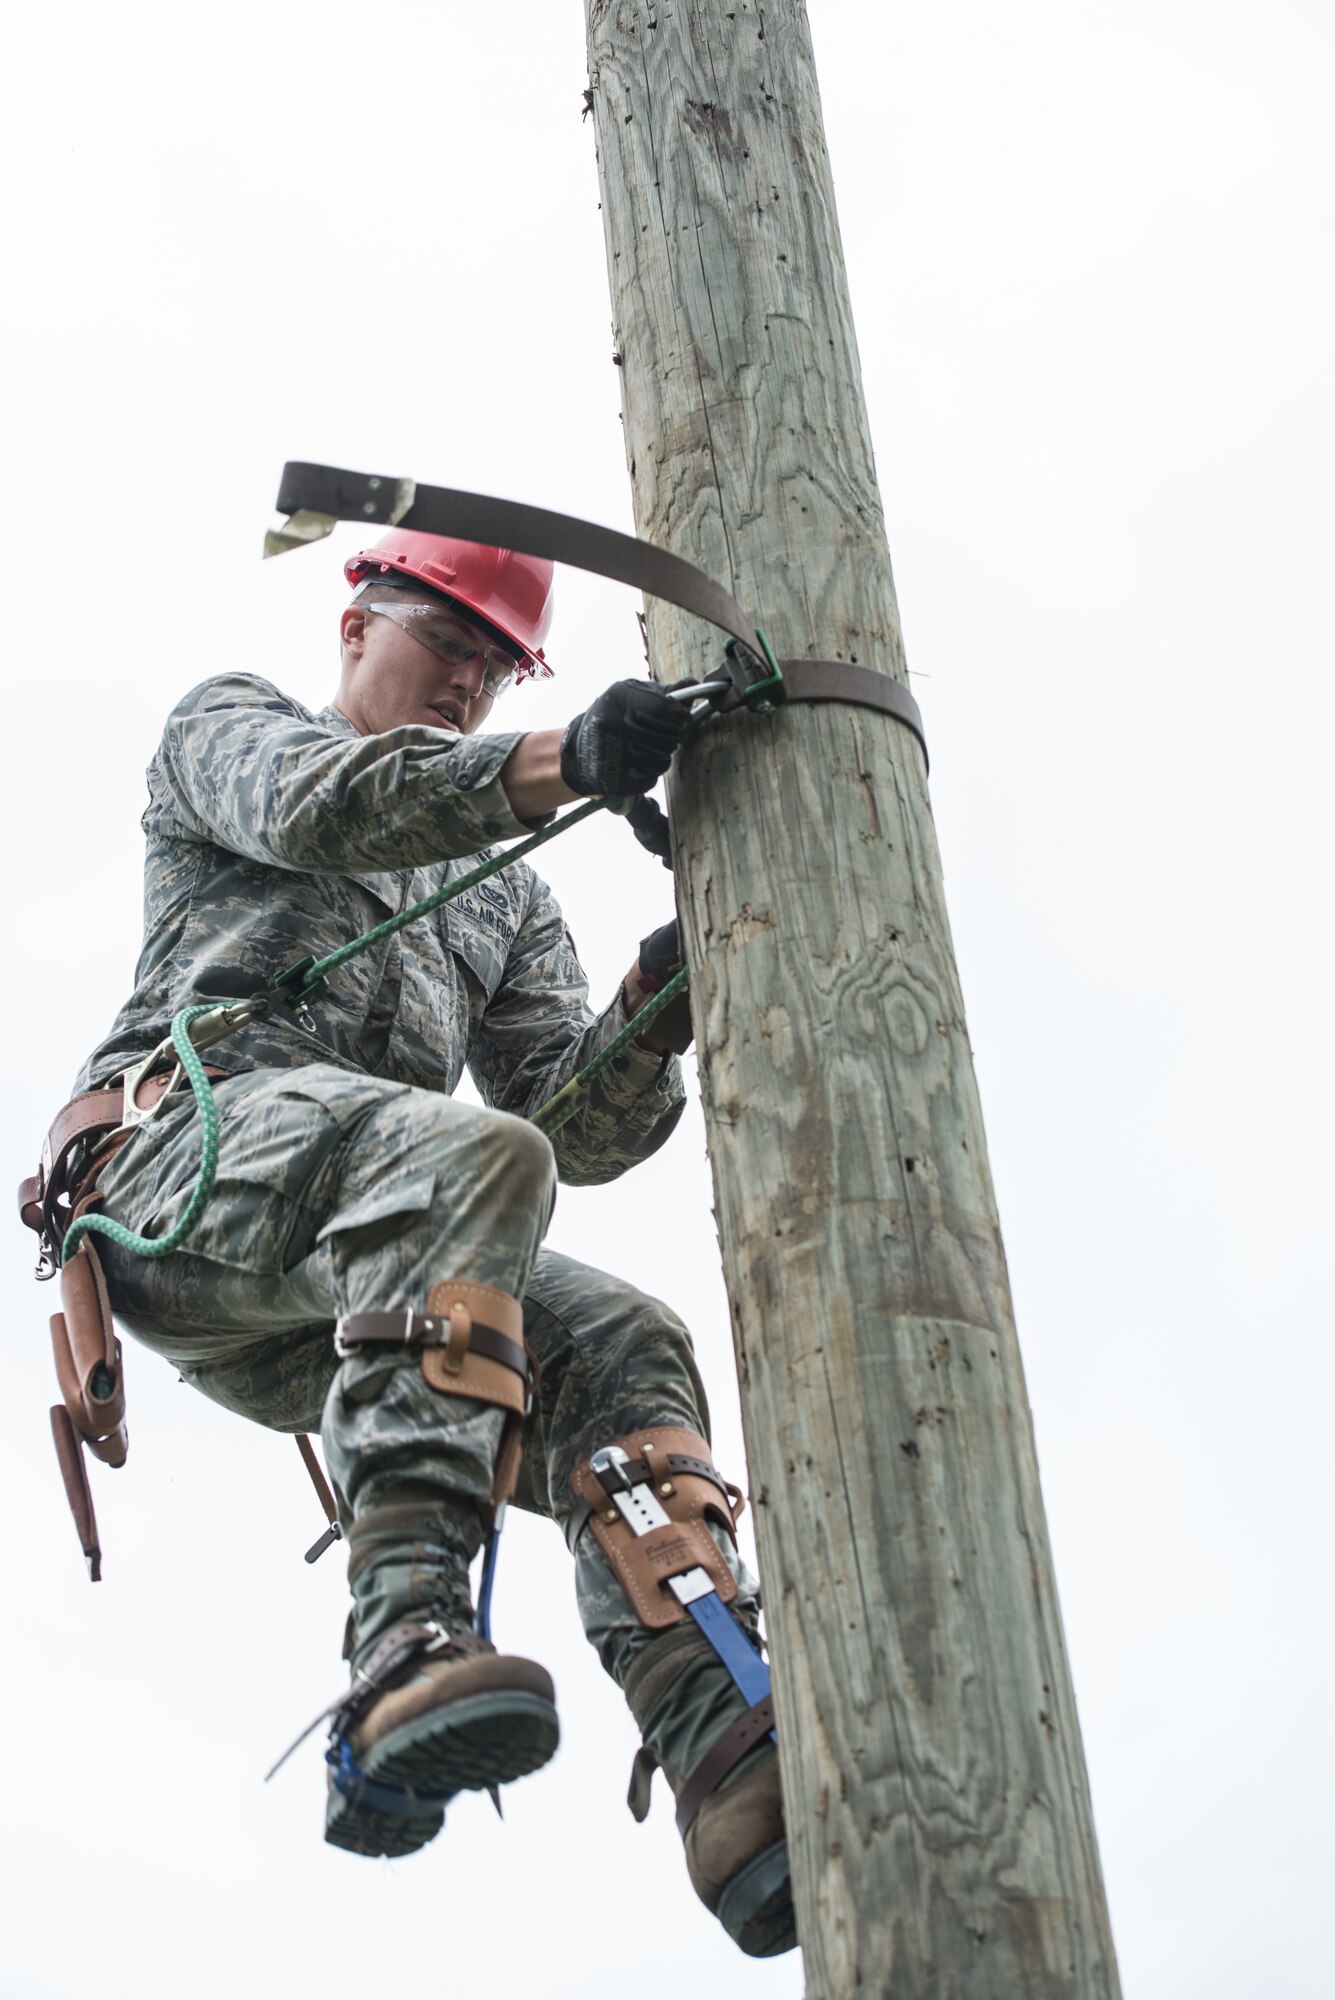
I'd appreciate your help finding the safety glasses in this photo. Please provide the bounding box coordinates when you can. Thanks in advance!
[363,600,522,700]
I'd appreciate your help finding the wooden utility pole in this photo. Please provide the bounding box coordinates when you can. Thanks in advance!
[584,4,1120,1994]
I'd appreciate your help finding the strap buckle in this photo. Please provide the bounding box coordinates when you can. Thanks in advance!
[334,1305,424,1358]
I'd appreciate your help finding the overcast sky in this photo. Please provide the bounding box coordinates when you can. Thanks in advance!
[3,4,1331,1996]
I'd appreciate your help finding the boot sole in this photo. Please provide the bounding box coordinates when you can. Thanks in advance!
[324,1690,560,1860]
[325,1696,559,1864]
[324,1780,445,1860]
[364,1688,560,1798]
[716,1837,798,1957]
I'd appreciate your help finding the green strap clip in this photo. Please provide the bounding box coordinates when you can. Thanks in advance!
[269,956,329,1029]
[726,631,785,712]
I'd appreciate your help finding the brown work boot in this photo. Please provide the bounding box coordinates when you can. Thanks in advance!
[678,1737,793,1956]
[624,1624,796,1956]
[324,1620,559,1857]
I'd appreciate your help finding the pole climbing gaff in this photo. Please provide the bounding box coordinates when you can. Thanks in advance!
[590,1442,774,1721]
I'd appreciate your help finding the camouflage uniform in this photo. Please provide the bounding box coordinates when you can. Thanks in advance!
[81,674,758,1773]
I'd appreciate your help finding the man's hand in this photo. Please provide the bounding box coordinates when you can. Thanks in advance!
[560,680,691,799]
[625,794,672,867]
[637,920,683,990]
[623,918,693,1055]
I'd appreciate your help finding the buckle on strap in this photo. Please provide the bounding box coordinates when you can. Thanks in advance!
[333,1307,419,1358]
[334,1309,531,1388]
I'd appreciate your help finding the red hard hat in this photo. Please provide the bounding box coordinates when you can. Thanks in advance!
[345,529,555,680]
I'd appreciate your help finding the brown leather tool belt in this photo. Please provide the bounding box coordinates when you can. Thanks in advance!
[20,1061,233,1580]
[18,1063,233,1271]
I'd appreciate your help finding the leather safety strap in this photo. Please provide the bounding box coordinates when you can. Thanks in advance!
[270,463,928,771]
[277,461,761,655]
[757,658,927,770]
[672,1694,777,1837]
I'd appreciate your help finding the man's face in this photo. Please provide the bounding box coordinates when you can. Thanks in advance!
[336,591,521,738]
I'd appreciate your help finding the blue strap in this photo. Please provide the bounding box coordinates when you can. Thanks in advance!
[475,1523,501,1642]
[326,1737,454,1818]
[686,1592,774,1720]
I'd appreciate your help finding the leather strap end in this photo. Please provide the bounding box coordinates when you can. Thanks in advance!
[443,1300,472,1375]
[628,1743,659,1823]
[18,1173,43,1233]
[295,1432,338,1527]
[488,1421,525,1524]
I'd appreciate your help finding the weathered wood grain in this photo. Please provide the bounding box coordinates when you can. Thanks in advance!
[584,2,1120,1993]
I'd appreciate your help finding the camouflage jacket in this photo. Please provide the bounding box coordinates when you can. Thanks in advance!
[74,673,684,1185]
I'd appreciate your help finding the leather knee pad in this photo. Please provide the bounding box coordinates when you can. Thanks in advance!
[336,1278,534,1522]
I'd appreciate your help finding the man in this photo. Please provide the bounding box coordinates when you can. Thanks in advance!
[68,529,793,1958]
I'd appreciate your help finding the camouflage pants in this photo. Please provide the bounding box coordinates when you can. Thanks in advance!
[96,1065,759,1775]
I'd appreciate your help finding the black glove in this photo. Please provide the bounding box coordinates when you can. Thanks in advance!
[637,918,683,991]
[625,794,672,867]
[560,679,691,798]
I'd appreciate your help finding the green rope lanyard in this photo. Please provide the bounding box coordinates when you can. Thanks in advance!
[61,801,689,1266]
[527,965,690,1138]
[282,797,607,1007]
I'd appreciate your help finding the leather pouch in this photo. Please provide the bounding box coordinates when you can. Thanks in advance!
[420,1277,528,1420]
[50,1243,127,1466]
[420,1277,530,1518]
